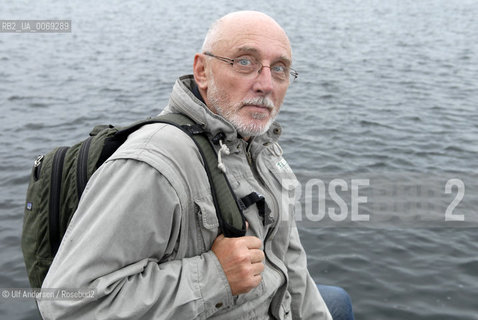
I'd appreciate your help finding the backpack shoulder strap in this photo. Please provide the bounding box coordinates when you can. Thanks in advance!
[112,113,247,238]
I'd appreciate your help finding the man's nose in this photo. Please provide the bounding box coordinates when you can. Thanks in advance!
[252,66,274,95]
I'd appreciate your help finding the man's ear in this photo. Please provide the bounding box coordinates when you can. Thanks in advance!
[193,54,208,90]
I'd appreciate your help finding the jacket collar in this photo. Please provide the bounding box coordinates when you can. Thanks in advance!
[162,75,282,146]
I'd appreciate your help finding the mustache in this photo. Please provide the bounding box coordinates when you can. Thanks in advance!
[241,97,275,109]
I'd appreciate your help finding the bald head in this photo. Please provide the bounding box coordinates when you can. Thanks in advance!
[201,11,291,57]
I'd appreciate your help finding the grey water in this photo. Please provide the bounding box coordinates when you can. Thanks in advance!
[1,0,478,319]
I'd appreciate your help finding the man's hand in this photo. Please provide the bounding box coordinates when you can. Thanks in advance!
[211,233,265,296]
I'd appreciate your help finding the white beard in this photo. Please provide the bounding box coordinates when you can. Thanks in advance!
[208,79,279,137]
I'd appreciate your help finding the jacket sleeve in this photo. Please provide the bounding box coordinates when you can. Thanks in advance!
[38,159,233,320]
[285,217,332,320]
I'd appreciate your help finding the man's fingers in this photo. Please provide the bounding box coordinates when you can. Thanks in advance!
[243,236,262,249]
[250,260,265,275]
[212,231,265,296]
[249,249,265,264]
[251,273,262,286]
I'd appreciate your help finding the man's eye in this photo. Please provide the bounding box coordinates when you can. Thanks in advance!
[271,65,286,73]
[236,58,252,66]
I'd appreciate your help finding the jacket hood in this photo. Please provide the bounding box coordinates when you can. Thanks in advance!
[161,75,282,146]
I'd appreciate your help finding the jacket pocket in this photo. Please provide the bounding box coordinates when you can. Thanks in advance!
[267,157,299,190]
[263,158,299,258]
[234,277,265,306]
[194,195,219,251]
[266,158,300,222]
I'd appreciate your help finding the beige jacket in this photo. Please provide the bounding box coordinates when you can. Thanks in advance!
[38,75,331,320]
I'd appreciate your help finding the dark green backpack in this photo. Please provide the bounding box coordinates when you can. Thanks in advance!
[22,113,246,288]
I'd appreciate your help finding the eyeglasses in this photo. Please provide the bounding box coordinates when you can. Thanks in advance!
[203,52,298,83]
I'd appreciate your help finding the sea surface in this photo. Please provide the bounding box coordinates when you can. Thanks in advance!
[1,1,477,319]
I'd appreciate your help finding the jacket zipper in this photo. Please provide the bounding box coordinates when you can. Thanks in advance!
[49,146,69,256]
[255,148,289,319]
[244,143,286,315]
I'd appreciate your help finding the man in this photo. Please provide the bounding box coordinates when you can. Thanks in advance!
[39,11,352,319]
